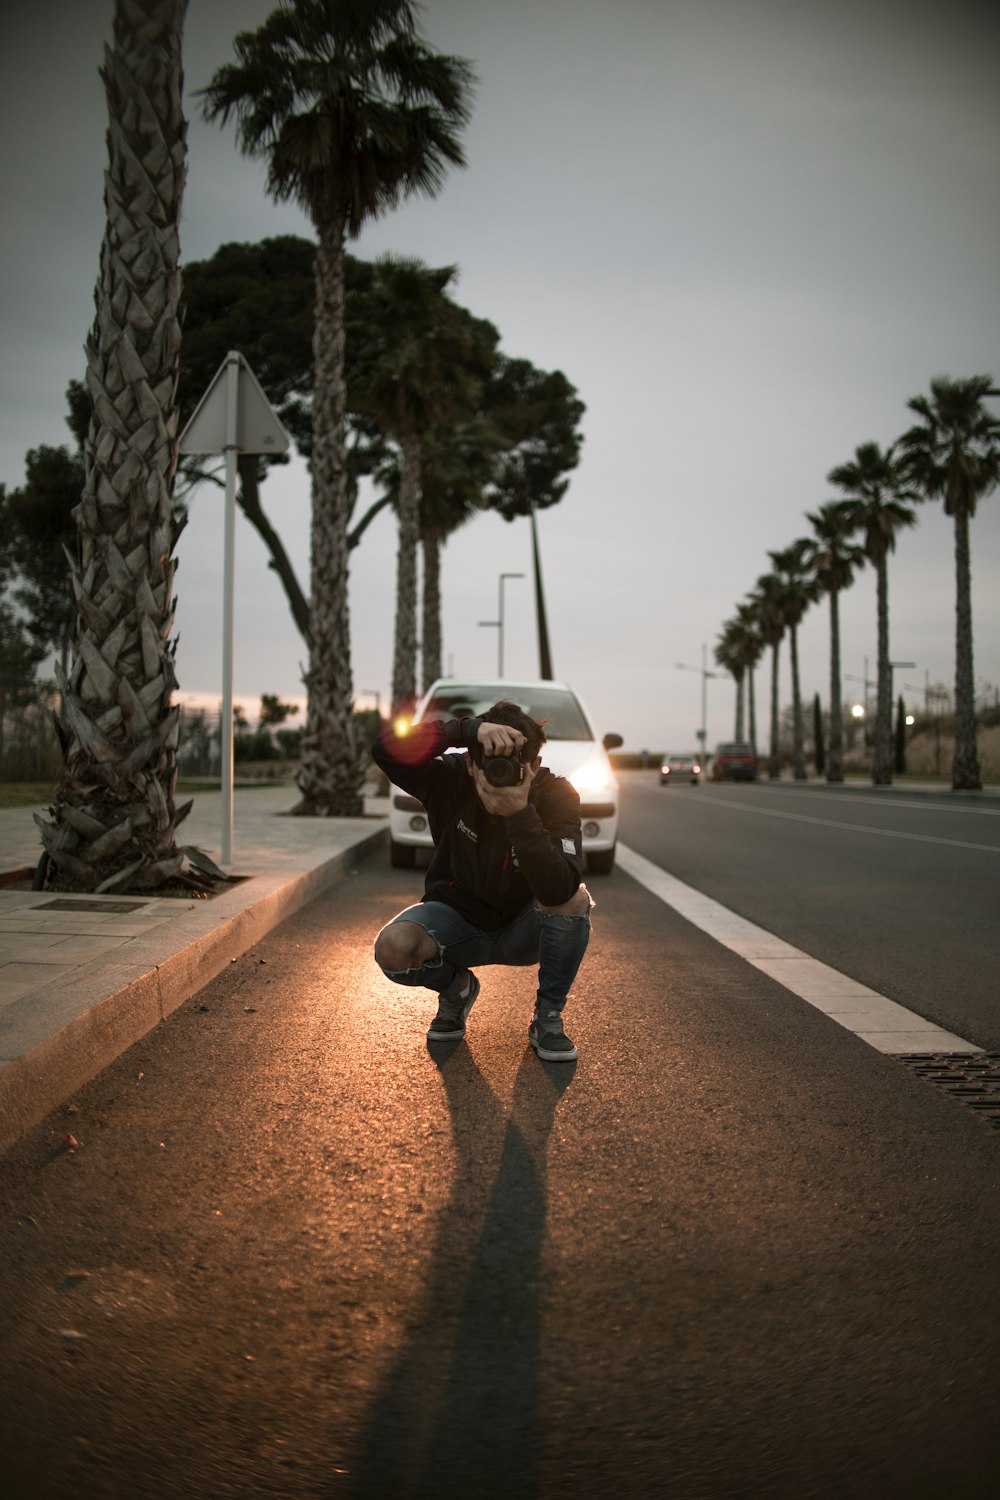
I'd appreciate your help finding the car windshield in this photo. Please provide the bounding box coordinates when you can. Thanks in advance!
[421,685,593,742]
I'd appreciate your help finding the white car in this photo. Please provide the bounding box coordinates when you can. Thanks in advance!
[386,678,622,874]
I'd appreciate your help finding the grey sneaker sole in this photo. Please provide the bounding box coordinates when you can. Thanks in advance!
[529,1029,578,1062]
[427,974,480,1040]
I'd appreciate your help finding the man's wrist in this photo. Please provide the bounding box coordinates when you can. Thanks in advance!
[503,801,536,827]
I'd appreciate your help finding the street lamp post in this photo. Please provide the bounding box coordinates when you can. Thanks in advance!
[478,571,525,677]
[530,507,554,680]
[674,643,724,756]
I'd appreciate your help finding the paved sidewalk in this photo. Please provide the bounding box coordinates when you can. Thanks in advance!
[0,786,388,1154]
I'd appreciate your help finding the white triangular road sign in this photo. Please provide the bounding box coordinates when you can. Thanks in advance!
[179,350,291,456]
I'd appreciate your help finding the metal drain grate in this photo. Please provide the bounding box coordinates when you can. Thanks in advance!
[896,1053,1000,1133]
[37,898,148,915]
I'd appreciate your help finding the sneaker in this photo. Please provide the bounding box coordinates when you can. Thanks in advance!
[426,972,480,1041]
[528,1010,578,1062]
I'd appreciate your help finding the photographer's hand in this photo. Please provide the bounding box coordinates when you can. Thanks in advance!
[476,722,526,758]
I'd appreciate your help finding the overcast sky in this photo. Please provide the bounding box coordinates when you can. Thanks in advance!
[2,0,999,753]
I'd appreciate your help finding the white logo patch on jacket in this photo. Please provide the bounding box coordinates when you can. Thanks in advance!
[457,818,478,843]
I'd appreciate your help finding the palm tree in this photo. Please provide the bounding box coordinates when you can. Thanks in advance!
[350,256,496,717]
[749,574,787,779]
[898,376,1000,790]
[828,442,917,785]
[201,1,474,813]
[767,540,819,781]
[805,501,866,783]
[35,0,209,894]
[714,619,746,740]
[732,600,764,759]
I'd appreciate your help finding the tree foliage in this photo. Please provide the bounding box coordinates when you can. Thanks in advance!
[2,442,82,667]
[898,374,1000,790]
[201,0,475,816]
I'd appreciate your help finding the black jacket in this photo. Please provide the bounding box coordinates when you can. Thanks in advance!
[372,716,583,930]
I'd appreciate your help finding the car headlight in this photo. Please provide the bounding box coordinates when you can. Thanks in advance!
[569,757,615,794]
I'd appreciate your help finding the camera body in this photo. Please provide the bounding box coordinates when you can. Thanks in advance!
[482,753,526,788]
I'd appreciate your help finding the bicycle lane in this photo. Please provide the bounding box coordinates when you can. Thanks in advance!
[0,851,997,1498]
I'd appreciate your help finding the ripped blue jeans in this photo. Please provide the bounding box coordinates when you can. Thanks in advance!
[375,896,592,1013]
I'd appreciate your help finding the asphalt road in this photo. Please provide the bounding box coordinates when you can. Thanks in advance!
[618,771,1000,1049]
[1,839,999,1499]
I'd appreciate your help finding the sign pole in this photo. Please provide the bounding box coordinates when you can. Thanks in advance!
[178,348,290,871]
[220,352,240,867]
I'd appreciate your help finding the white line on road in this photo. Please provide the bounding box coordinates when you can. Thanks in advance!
[643,792,1000,853]
[617,843,981,1056]
[701,785,1000,819]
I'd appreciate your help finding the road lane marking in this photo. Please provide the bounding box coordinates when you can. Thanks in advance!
[634,778,1000,818]
[748,789,1000,819]
[616,843,981,1056]
[640,792,1000,853]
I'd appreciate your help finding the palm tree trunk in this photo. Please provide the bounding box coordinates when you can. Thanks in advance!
[391,434,422,718]
[38,0,201,894]
[951,505,981,790]
[294,214,363,816]
[790,623,806,780]
[735,669,745,740]
[827,587,844,782]
[748,667,757,761]
[873,551,893,784]
[421,531,442,693]
[768,640,781,779]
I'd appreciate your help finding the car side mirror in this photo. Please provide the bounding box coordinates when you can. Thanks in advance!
[602,733,623,751]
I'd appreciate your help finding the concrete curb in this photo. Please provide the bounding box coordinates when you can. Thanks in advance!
[0,824,386,1155]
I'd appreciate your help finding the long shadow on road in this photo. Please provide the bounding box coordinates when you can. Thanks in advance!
[344,1041,575,1499]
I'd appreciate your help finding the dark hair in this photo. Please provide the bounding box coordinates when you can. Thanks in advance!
[480,699,548,764]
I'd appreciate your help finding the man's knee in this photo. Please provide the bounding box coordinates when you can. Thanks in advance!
[375,919,439,971]
[538,883,593,917]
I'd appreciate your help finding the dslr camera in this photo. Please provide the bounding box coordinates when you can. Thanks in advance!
[472,744,526,788]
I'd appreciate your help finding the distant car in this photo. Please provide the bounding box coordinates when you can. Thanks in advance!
[387,679,622,874]
[659,754,700,785]
[711,742,757,781]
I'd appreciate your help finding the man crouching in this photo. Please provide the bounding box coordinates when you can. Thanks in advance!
[372,700,592,1061]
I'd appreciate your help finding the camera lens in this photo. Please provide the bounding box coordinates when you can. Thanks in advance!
[483,755,524,787]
